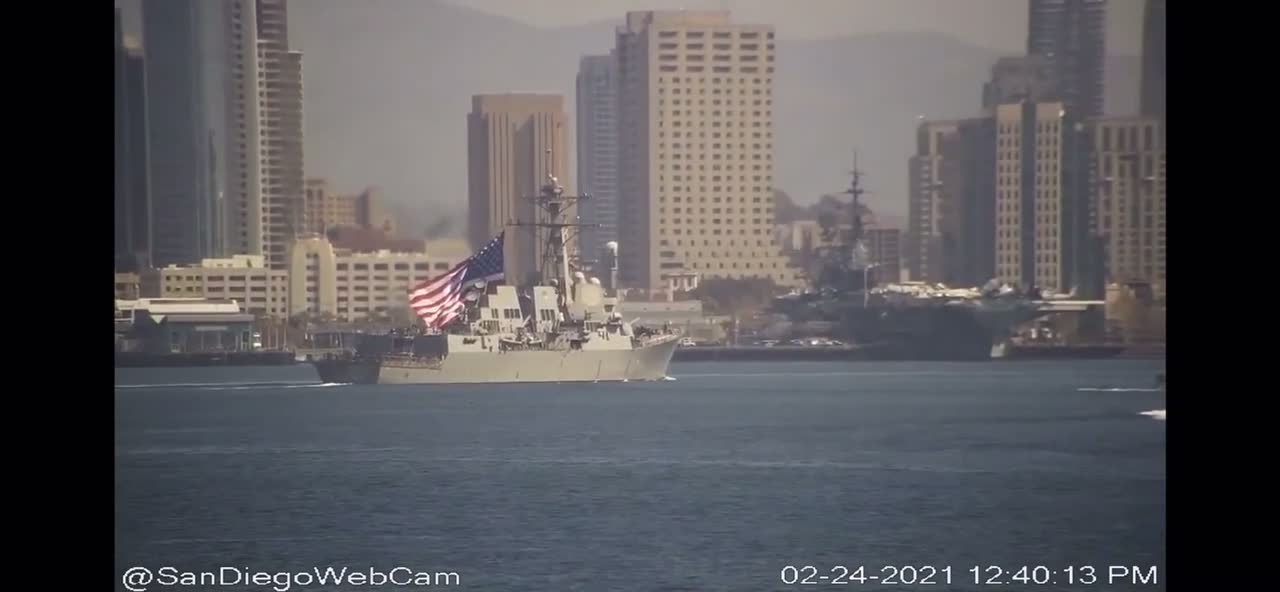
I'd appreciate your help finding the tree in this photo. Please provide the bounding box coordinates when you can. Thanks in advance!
[692,277,779,318]
[386,306,417,327]
[691,278,779,346]
[773,188,804,224]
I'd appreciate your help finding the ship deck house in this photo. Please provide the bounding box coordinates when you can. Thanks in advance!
[125,299,256,353]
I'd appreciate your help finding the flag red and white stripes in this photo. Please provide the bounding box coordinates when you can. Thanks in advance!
[408,232,505,329]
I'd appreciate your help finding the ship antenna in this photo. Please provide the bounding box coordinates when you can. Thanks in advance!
[849,151,865,249]
[511,147,596,315]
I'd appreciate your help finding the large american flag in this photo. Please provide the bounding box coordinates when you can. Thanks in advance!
[409,232,505,329]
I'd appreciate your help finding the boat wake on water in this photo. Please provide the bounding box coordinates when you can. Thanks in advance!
[1140,409,1167,421]
[195,382,349,391]
[116,380,321,390]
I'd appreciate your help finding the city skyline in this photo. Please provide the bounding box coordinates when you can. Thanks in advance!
[115,1,1162,298]
[114,0,1153,231]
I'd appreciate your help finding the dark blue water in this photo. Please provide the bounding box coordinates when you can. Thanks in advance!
[116,360,1166,591]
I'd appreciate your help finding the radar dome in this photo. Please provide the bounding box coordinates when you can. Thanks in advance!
[605,241,619,254]
[573,271,587,282]
[588,277,602,285]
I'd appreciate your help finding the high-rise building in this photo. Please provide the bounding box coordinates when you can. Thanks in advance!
[865,228,902,285]
[142,0,304,268]
[576,53,621,263]
[908,118,997,286]
[982,55,1062,111]
[1140,0,1166,130]
[908,120,957,283]
[941,118,998,286]
[1085,116,1165,297]
[615,10,800,296]
[993,100,1090,293]
[304,179,393,234]
[224,0,262,261]
[1026,0,1107,117]
[466,94,569,285]
[249,0,305,269]
[116,9,152,272]
[142,0,228,266]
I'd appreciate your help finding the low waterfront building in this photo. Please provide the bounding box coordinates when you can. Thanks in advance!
[157,255,289,319]
[151,239,471,323]
[122,298,256,353]
[288,236,469,322]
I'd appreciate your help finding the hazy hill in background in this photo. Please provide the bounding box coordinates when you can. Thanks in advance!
[289,0,1141,238]
[121,0,1140,239]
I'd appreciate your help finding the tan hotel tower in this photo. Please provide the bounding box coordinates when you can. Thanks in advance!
[615,11,800,296]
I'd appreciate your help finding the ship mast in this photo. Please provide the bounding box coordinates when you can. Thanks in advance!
[847,152,866,260]
[811,151,875,295]
[826,151,874,272]
[513,149,593,310]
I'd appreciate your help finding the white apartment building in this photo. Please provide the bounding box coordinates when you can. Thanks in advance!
[615,11,800,297]
[288,237,468,322]
[158,254,289,319]
[157,238,470,322]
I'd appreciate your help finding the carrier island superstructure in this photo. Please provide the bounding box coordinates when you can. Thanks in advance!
[313,174,679,384]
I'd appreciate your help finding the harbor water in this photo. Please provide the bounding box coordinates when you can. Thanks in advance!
[116,360,1166,591]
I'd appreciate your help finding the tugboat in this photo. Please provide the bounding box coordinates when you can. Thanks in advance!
[313,170,680,384]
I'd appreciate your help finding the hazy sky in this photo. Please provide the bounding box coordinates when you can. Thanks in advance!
[118,0,1147,55]
[441,0,1145,55]
[115,0,1151,232]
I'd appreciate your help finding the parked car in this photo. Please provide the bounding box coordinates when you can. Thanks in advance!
[678,338,697,347]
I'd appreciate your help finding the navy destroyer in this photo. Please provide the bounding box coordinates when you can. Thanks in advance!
[313,174,679,384]
[771,162,1057,360]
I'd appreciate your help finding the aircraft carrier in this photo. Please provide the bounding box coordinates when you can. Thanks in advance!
[771,161,1076,360]
[313,172,679,385]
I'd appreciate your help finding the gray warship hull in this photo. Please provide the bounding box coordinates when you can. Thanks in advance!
[314,335,680,385]
[773,292,1048,360]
